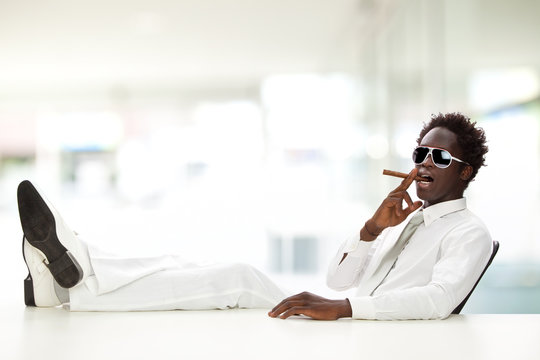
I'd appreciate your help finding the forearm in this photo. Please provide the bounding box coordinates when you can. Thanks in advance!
[326,235,374,291]
[349,285,455,320]
[338,222,379,266]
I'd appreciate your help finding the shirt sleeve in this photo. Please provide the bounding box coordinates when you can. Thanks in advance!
[347,220,493,320]
[326,231,379,291]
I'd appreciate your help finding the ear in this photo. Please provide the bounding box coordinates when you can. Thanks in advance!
[460,165,473,181]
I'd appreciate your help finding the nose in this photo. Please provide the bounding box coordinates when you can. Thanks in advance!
[420,153,435,167]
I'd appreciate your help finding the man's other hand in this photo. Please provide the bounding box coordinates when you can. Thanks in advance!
[268,292,352,320]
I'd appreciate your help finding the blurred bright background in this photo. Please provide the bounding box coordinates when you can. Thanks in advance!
[1,0,539,313]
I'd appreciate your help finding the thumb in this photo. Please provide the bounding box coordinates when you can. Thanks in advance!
[408,201,423,213]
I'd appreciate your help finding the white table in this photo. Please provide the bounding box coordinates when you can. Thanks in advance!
[2,306,539,360]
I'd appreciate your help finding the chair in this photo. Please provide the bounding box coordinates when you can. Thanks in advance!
[452,240,499,314]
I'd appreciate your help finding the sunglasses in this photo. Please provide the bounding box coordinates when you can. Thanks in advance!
[412,146,469,169]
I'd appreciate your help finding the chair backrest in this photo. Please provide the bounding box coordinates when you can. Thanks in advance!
[452,240,499,314]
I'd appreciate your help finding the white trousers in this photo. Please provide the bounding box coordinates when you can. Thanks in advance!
[68,243,288,311]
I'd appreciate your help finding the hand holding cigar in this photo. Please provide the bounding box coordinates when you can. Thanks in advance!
[383,169,432,182]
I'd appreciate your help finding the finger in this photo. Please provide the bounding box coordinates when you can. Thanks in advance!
[383,196,403,208]
[269,302,291,317]
[394,204,404,218]
[387,187,414,209]
[405,201,423,214]
[395,192,419,217]
[270,294,302,313]
[269,300,304,317]
[279,306,309,319]
[271,301,303,316]
[393,168,418,192]
[386,190,412,206]
[397,201,423,222]
[398,168,418,190]
[402,191,414,209]
[270,299,286,314]
[280,307,335,320]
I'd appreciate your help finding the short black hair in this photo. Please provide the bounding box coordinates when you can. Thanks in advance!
[416,112,488,186]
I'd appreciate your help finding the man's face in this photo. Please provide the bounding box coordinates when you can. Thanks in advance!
[415,127,467,208]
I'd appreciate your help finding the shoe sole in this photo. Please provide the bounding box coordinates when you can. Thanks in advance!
[17,180,83,290]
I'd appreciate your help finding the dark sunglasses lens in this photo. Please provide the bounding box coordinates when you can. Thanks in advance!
[432,149,452,167]
[412,147,429,163]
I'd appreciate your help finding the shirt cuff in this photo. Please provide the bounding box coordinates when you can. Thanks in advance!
[343,234,373,257]
[348,296,376,319]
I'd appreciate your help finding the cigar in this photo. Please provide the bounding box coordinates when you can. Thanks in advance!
[383,169,431,182]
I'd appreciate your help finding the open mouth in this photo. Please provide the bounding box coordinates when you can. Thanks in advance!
[418,175,433,183]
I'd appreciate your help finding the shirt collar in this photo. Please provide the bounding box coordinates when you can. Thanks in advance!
[420,198,467,227]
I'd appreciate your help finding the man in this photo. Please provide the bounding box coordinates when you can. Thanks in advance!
[268,112,492,320]
[19,112,491,318]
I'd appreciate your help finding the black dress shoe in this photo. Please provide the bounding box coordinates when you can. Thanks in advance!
[17,180,90,298]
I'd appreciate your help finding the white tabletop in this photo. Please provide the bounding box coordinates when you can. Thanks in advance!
[2,306,539,360]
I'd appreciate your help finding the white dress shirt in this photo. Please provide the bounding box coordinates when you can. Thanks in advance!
[327,198,493,320]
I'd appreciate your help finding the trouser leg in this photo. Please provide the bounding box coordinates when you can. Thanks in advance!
[69,261,287,311]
